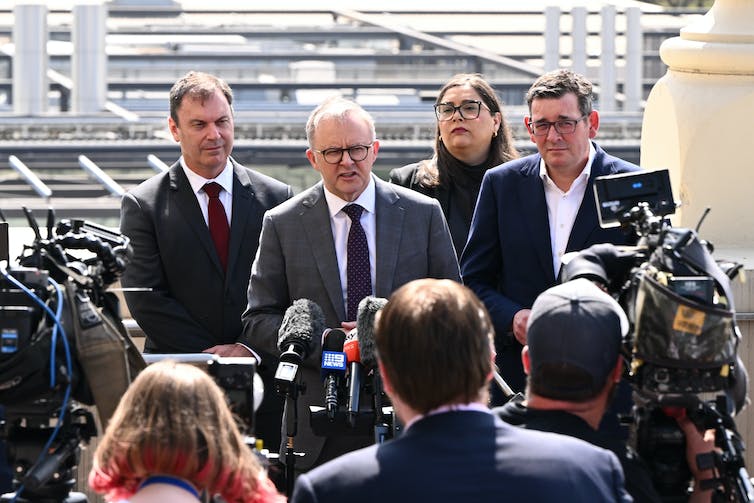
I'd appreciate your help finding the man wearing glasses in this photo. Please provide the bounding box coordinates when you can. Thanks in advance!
[461,69,641,401]
[243,96,459,473]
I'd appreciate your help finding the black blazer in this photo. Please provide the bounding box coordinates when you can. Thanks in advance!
[389,162,468,257]
[120,158,292,352]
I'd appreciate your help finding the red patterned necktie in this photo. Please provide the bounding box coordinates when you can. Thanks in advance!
[203,182,230,271]
[343,204,372,321]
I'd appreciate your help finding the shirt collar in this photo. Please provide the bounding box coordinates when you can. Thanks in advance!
[181,157,234,196]
[538,141,596,185]
[403,402,491,432]
[323,175,376,217]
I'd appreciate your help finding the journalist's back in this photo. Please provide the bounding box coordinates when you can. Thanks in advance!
[291,280,631,503]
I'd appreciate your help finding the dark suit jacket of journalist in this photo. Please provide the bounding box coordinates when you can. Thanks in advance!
[291,410,632,503]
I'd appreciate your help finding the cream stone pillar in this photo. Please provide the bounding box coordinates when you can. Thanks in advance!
[641,0,754,249]
[642,0,754,473]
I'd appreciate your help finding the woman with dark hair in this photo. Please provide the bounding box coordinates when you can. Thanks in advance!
[389,73,518,256]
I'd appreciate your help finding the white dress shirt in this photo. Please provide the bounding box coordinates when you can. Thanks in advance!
[181,158,234,226]
[539,142,596,277]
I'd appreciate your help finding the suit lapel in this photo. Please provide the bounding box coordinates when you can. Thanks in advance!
[373,179,403,297]
[301,185,347,321]
[518,160,555,282]
[567,145,608,251]
[169,164,224,275]
[227,160,254,275]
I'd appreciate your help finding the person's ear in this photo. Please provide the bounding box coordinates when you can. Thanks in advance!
[168,116,180,142]
[521,346,532,375]
[378,360,393,395]
[611,356,623,383]
[587,110,600,139]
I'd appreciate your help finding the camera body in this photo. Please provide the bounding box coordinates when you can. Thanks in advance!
[0,212,142,502]
[563,170,750,501]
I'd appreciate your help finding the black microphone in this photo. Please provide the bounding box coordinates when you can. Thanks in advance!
[356,296,389,442]
[274,299,326,396]
[321,328,347,420]
[356,296,387,372]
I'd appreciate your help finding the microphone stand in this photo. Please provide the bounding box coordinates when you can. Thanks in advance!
[371,372,390,444]
[283,382,300,498]
[274,351,306,498]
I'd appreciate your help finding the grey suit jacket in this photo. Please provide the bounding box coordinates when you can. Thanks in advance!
[120,158,292,353]
[242,176,460,470]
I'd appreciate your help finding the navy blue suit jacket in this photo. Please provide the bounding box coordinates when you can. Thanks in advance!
[460,143,640,391]
[291,410,631,503]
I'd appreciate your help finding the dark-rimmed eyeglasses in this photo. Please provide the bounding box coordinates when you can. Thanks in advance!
[313,143,374,164]
[526,114,589,136]
[434,100,489,122]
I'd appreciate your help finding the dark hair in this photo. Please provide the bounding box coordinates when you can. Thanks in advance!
[529,362,603,402]
[169,71,234,125]
[525,68,594,117]
[417,73,518,188]
[375,279,493,414]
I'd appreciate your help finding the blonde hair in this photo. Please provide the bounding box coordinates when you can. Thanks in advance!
[89,360,279,503]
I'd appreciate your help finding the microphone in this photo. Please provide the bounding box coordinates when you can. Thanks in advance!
[321,328,347,420]
[343,332,362,427]
[274,299,326,396]
[355,296,390,443]
[356,296,388,372]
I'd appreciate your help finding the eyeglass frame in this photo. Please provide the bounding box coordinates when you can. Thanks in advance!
[526,114,590,136]
[312,142,375,164]
[433,100,491,122]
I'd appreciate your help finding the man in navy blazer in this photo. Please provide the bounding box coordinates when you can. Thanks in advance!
[461,69,640,396]
[291,279,631,503]
[243,97,459,472]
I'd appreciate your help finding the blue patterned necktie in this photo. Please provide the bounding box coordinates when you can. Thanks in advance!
[343,204,372,321]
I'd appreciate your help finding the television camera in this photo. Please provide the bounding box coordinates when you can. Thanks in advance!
[0,209,144,503]
[562,170,753,502]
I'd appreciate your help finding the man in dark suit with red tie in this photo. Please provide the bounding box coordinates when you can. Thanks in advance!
[119,71,292,446]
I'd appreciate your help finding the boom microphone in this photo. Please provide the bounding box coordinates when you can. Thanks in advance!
[274,299,325,396]
[321,328,347,420]
[343,333,362,427]
[356,296,388,372]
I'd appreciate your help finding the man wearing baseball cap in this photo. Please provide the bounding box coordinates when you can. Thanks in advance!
[495,278,714,503]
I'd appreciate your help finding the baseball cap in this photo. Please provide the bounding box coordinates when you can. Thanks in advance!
[526,278,629,399]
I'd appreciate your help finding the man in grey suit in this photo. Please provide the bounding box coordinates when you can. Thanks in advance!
[119,71,292,446]
[242,96,460,472]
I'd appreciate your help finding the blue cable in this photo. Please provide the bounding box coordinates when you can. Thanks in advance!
[0,267,74,502]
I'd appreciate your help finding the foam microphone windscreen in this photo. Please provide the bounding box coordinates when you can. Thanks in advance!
[356,296,388,371]
[276,298,326,359]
